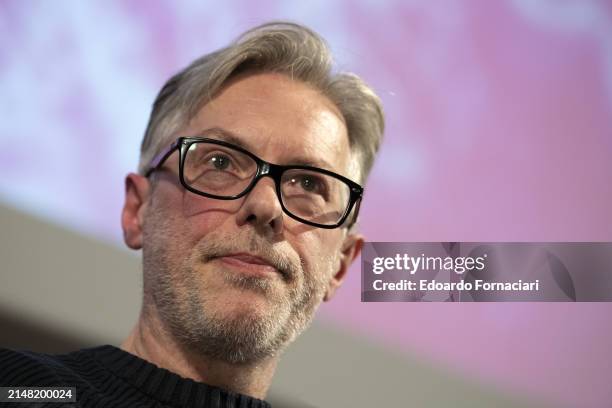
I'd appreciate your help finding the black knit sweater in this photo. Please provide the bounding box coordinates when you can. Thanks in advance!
[0,345,271,407]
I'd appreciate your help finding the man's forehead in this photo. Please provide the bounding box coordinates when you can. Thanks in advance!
[181,73,352,175]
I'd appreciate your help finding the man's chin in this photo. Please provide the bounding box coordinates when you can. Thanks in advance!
[217,290,280,316]
[193,296,295,363]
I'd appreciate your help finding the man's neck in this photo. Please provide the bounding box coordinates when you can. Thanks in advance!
[120,310,277,400]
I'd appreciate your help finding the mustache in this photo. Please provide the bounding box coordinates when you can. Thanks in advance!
[198,234,302,281]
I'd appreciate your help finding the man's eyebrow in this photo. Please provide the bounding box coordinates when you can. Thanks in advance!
[288,157,336,170]
[194,127,337,171]
[195,127,254,151]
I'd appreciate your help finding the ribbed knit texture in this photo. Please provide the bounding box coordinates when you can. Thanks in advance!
[0,345,272,407]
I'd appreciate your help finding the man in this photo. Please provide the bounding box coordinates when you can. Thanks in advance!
[0,22,384,407]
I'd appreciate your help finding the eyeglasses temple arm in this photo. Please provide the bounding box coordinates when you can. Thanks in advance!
[346,192,362,230]
[144,140,181,177]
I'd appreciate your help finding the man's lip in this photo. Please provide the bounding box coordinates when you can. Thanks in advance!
[222,253,274,266]
[215,253,281,277]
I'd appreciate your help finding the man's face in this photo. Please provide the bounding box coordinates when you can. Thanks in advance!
[132,72,361,363]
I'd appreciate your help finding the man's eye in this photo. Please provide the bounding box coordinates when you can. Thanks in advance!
[299,176,318,192]
[289,175,325,195]
[208,154,231,170]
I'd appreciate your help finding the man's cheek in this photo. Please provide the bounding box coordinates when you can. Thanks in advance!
[181,190,242,220]
[299,232,335,272]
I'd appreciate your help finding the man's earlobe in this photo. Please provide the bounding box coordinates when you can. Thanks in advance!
[324,233,364,302]
[121,173,150,250]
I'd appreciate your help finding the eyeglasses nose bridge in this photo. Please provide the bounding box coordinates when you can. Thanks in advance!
[260,162,271,175]
[249,162,286,203]
[250,161,278,193]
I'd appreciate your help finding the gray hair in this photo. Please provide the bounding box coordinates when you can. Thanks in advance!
[138,21,384,184]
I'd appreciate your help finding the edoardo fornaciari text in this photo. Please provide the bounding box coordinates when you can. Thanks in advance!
[372,279,540,292]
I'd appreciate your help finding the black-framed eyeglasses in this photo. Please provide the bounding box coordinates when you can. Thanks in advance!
[144,137,363,229]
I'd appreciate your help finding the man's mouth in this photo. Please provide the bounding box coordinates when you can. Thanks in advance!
[215,253,282,278]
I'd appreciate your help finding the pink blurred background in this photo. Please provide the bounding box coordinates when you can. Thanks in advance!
[1,1,611,407]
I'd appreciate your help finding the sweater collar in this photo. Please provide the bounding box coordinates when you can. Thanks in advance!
[88,344,271,408]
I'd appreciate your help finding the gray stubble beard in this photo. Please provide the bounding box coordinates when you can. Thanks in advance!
[142,217,334,365]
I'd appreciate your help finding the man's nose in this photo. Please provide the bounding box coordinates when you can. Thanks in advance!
[235,176,284,236]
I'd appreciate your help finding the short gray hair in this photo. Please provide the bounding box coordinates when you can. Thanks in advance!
[138,21,384,184]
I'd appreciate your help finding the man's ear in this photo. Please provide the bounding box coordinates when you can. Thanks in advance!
[121,173,150,250]
[324,232,364,301]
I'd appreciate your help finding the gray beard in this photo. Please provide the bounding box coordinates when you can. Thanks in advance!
[142,224,332,364]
